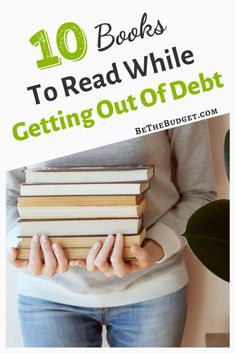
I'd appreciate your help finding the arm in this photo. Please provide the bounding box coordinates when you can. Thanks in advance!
[6,168,69,275]
[146,120,217,260]
[6,168,24,249]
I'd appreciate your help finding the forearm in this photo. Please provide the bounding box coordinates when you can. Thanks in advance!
[146,121,217,261]
[6,168,25,248]
[159,189,216,236]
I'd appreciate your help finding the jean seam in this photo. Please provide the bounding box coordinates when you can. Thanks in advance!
[99,307,105,324]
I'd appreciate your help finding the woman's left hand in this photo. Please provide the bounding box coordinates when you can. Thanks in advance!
[69,233,164,278]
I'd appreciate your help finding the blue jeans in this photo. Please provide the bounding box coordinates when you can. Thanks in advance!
[18,286,187,347]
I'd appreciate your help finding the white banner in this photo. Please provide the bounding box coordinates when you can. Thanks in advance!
[1,0,232,170]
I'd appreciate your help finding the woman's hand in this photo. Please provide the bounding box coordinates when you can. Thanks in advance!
[9,235,69,276]
[69,233,164,278]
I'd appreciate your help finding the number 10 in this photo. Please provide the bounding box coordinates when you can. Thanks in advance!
[30,22,87,70]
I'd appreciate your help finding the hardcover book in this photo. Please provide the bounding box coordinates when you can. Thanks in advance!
[17,198,147,219]
[20,182,150,196]
[25,165,154,183]
[19,217,143,236]
[18,194,144,206]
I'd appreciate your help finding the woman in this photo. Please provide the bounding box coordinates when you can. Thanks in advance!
[7,121,216,347]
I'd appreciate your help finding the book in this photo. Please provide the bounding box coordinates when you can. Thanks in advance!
[19,217,142,236]
[17,247,135,260]
[17,227,146,248]
[18,194,144,206]
[17,199,147,219]
[25,165,154,183]
[20,182,149,196]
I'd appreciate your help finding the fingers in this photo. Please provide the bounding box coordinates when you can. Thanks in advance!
[11,235,69,276]
[52,243,69,273]
[8,247,28,269]
[86,241,102,272]
[69,259,86,268]
[28,235,43,275]
[93,235,114,277]
[85,235,148,278]
[87,235,114,277]
[8,247,18,262]
[10,235,152,278]
[40,235,57,276]
[110,233,129,278]
[129,245,150,269]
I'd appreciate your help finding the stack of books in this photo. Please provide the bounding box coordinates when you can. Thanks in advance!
[16,165,154,260]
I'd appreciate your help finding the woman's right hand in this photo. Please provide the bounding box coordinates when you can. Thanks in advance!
[8,234,69,276]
